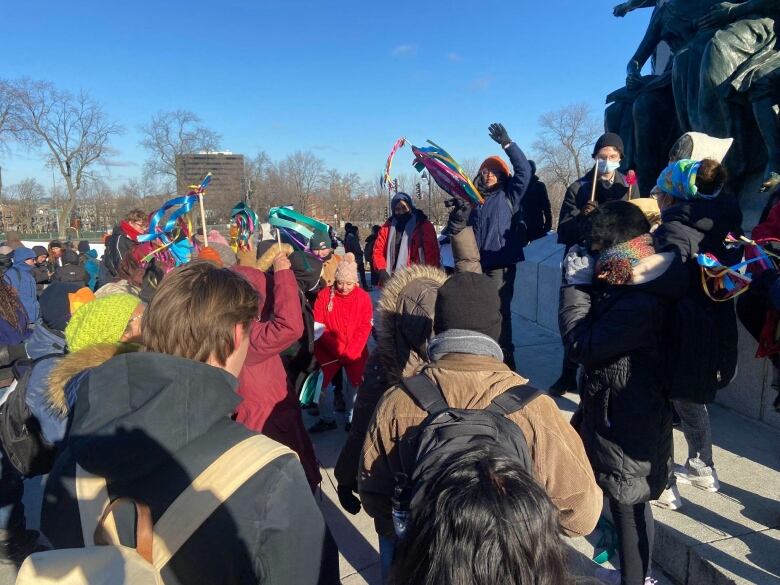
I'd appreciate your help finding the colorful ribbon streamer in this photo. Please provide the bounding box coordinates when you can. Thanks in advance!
[697,252,754,301]
[381,137,407,189]
[411,140,484,205]
[268,207,330,250]
[231,202,258,252]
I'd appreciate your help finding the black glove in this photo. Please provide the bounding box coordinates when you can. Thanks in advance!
[446,198,472,236]
[337,484,362,515]
[488,123,511,147]
[378,270,390,287]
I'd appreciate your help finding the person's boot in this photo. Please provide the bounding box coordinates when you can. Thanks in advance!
[549,366,577,396]
[0,529,40,565]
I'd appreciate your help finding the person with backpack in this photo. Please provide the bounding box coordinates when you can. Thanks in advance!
[559,200,689,585]
[38,262,338,585]
[3,247,39,327]
[360,271,601,582]
[52,249,88,286]
[524,160,553,242]
[103,209,147,278]
[388,446,582,585]
[552,132,630,395]
[651,156,741,509]
[372,192,440,286]
[467,123,532,370]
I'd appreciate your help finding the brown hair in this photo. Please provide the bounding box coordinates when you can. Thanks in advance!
[143,262,259,365]
[0,280,24,331]
[125,209,147,224]
[696,159,727,195]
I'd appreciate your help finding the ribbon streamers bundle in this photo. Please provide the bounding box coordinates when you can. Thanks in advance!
[231,202,258,252]
[411,140,483,205]
[381,137,407,189]
[268,207,330,251]
[697,252,755,301]
[137,173,212,266]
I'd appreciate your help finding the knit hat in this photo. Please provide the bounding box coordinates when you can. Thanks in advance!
[434,272,501,341]
[197,246,224,267]
[210,242,236,267]
[391,192,415,211]
[479,156,510,178]
[334,252,359,283]
[309,230,332,251]
[65,293,141,352]
[49,241,63,250]
[592,132,624,157]
[595,234,656,285]
[207,229,230,246]
[32,245,48,258]
[77,240,91,254]
[39,283,84,332]
[289,250,322,292]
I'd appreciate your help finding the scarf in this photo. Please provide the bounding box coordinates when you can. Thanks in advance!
[595,234,655,285]
[656,159,721,200]
[427,329,503,363]
[120,220,143,242]
[385,212,417,275]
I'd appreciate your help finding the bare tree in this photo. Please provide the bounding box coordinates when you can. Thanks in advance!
[7,178,45,232]
[278,151,324,214]
[532,103,601,188]
[11,79,124,238]
[139,110,221,191]
[0,79,20,153]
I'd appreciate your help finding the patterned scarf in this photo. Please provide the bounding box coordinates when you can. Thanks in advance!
[656,159,720,200]
[596,234,655,285]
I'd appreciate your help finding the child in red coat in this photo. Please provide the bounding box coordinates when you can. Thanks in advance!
[310,253,373,433]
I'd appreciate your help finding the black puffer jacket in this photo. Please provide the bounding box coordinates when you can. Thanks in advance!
[653,195,743,386]
[559,251,689,504]
[42,352,338,585]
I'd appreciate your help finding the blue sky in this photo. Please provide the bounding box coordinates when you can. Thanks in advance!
[0,0,652,189]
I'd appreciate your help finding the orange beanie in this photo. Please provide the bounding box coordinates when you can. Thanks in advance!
[479,156,510,178]
[197,246,224,267]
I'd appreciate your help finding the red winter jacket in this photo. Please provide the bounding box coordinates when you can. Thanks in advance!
[313,285,373,388]
[232,266,321,489]
[372,211,440,273]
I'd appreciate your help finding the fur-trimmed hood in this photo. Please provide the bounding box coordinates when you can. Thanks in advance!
[376,263,448,382]
[47,343,140,416]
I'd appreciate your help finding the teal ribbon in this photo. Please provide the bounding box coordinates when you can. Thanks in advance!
[268,207,329,243]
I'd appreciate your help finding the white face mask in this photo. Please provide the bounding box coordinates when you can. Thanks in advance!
[597,159,621,174]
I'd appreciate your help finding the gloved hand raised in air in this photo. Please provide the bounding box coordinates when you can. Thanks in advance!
[488,123,512,148]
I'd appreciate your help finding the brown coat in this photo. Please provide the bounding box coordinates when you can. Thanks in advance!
[359,353,602,538]
[321,253,342,287]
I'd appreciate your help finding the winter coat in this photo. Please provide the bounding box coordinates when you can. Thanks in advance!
[653,196,743,386]
[103,224,137,277]
[313,284,373,388]
[524,174,553,241]
[557,170,630,250]
[372,210,440,273]
[559,252,689,504]
[344,232,364,262]
[231,266,321,489]
[469,142,532,269]
[364,234,378,268]
[319,253,342,287]
[359,353,602,538]
[32,264,50,294]
[41,351,338,585]
[334,228,481,495]
[4,262,39,323]
[81,250,100,290]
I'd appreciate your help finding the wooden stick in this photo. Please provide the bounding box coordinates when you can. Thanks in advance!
[590,161,599,202]
[629,184,634,200]
[198,193,209,247]
[276,228,282,253]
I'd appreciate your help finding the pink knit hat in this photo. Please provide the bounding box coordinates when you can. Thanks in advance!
[334,253,359,283]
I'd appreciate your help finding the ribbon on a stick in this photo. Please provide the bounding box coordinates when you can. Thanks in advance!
[411,140,483,205]
[231,202,258,252]
[381,137,407,189]
[268,207,330,250]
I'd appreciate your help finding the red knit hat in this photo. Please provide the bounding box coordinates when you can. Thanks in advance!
[197,246,224,267]
[479,156,510,178]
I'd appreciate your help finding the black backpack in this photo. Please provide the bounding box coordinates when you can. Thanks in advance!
[663,295,721,403]
[0,354,61,477]
[395,371,540,513]
[103,231,122,277]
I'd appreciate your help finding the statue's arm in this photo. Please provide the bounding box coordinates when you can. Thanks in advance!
[628,5,665,76]
[614,0,656,17]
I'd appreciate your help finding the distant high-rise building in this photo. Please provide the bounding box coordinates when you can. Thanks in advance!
[175,152,246,221]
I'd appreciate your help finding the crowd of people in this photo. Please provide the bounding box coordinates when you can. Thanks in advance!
[0,121,775,585]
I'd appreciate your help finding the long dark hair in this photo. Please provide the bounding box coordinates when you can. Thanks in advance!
[389,446,574,585]
[0,280,25,332]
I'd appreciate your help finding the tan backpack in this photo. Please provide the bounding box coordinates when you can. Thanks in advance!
[16,435,294,585]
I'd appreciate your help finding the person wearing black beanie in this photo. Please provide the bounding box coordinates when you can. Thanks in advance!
[433,272,502,342]
[551,131,630,396]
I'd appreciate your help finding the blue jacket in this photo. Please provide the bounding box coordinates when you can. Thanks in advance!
[4,249,39,323]
[0,309,29,345]
[24,324,68,445]
[469,142,532,269]
[82,250,100,291]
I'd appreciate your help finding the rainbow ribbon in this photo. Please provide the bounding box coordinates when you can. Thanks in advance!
[381,137,407,189]
[231,202,258,252]
[268,207,330,249]
[412,140,484,205]
[696,252,755,301]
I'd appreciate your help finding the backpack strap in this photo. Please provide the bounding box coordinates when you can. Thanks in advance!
[400,372,448,414]
[151,434,295,570]
[487,384,540,416]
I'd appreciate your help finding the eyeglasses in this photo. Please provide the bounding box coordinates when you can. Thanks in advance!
[596,155,621,162]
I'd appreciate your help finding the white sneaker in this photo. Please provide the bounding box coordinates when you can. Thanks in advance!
[652,484,683,510]
[594,567,657,585]
[675,462,720,492]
